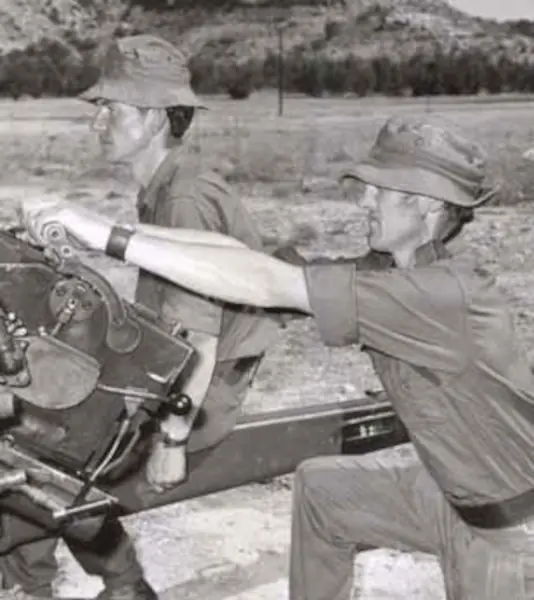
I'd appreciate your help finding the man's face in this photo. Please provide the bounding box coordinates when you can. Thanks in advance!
[90,100,151,163]
[343,180,424,253]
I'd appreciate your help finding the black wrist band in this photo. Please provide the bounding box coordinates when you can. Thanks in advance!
[105,225,136,261]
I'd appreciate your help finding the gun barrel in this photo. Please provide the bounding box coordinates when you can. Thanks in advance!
[112,394,408,514]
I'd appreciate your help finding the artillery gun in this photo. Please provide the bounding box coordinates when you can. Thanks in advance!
[0,224,408,549]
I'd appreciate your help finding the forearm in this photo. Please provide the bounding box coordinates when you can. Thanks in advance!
[136,223,248,248]
[52,211,248,251]
[160,332,218,441]
[30,208,312,313]
[124,233,311,312]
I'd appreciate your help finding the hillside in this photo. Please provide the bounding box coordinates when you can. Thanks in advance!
[0,0,130,52]
[122,0,534,96]
[122,0,532,57]
[1,0,534,97]
[163,0,533,62]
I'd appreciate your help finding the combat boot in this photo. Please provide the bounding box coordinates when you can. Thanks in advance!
[96,579,157,600]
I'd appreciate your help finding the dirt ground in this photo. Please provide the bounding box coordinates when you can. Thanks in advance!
[1,93,534,598]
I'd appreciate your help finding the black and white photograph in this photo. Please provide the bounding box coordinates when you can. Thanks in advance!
[0,0,533,598]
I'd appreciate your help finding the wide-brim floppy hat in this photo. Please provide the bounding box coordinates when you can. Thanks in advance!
[79,34,207,109]
[340,116,496,208]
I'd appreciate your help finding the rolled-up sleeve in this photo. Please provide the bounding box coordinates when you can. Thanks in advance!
[304,259,468,373]
[304,259,361,346]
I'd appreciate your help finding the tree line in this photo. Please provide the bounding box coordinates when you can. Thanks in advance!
[0,37,533,99]
[190,45,534,98]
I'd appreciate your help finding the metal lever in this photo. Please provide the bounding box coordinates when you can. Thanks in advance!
[53,498,116,523]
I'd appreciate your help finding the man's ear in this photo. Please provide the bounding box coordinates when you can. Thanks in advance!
[416,195,443,217]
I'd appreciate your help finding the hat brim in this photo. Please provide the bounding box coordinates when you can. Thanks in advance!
[78,76,208,110]
[340,160,488,208]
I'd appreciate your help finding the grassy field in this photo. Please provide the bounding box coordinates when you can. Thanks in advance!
[2,92,534,599]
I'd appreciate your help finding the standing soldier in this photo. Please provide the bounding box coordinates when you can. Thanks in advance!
[25,115,534,599]
[78,34,282,481]
[3,34,281,600]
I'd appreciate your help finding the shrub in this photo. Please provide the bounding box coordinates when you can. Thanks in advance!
[323,19,344,41]
[0,38,99,98]
[4,27,534,101]
[227,78,252,99]
[226,64,257,99]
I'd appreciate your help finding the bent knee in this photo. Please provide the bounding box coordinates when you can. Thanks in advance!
[296,456,328,480]
[294,456,342,497]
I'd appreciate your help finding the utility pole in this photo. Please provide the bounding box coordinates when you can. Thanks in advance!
[277,25,284,116]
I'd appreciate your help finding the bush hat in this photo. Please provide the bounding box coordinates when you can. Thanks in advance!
[79,34,206,109]
[341,116,495,207]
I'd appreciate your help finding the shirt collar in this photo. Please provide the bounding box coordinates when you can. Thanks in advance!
[370,240,450,270]
[137,143,183,217]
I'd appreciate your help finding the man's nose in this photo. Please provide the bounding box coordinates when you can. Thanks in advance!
[359,185,377,209]
[91,106,110,133]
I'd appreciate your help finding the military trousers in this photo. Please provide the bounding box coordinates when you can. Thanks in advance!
[290,446,534,600]
[0,512,143,596]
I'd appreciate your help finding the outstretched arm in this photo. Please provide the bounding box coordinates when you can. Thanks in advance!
[124,232,311,312]
[21,200,312,314]
[136,223,248,248]
[20,200,467,373]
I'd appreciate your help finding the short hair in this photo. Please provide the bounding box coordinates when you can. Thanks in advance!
[411,192,473,244]
[165,105,195,139]
[440,203,474,244]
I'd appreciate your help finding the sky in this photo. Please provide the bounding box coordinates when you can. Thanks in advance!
[448,0,534,21]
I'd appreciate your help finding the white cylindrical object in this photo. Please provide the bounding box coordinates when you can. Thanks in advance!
[0,470,27,493]
[0,390,16,419]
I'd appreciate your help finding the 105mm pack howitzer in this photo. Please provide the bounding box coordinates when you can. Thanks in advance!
[0,226,408,548]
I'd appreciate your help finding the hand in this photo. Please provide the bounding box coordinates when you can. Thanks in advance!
[18,195,66,245]
[145,440,188,492]
[19,196,114,252]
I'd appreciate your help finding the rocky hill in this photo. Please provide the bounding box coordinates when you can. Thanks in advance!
[1,0,534,97]
[0,0,131,52]
[119,0,532,57]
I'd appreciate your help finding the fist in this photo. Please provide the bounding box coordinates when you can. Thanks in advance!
[18,196,114,252]
[18,195,72,246]
[145,441,188,493]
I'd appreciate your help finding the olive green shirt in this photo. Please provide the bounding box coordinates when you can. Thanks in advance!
[304,241,534,507]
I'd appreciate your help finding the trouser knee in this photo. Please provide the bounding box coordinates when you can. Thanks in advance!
[294,457,332,492]
[293,459,316,499]
[293,457,374,553]
[293,458,333,518]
